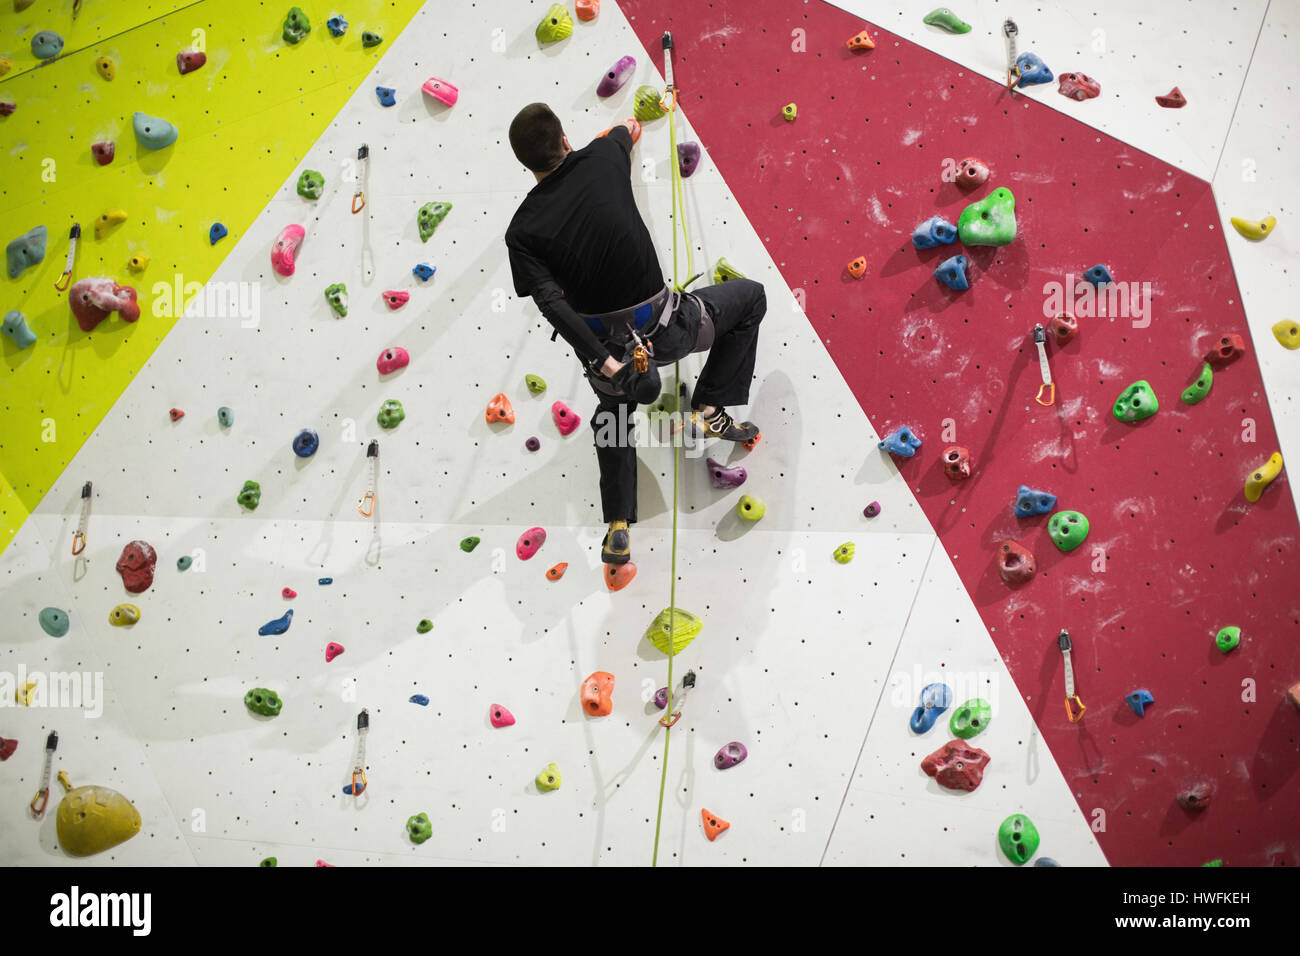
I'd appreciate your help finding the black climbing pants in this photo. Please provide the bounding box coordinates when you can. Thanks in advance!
[586,277,766,523]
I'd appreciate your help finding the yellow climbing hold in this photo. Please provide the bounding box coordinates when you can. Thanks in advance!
[94,208,127,240]
[56,785,142,856]
[0,56,12,77]
[96,56,117,81]
[645,607,703,655]
[833,542,856,564]
[1244,452,1283,503]
[1272,320,1300,350]
[15,680,37,706]
[127,253,150,272]
[1229,215,1275,240]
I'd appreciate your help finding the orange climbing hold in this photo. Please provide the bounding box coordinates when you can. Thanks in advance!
[581,671,615,716]
[847,256,867,279]
[846,30,875,51]
[604,561,637,591]
[576,0,599,21]
[743,431,762,452]
[486,393,515,425]
[546,562,568,581]
[701,808,730,841]
[598,117,641,144]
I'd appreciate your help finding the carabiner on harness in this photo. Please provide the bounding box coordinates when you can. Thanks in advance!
[351,144,369,214]
[1003,20,1020,94]
[658,669,696,728]
[357,440,378,516]
[30,730,58,817]
[343,708,369,796]
[54,224,81,291]
[1057,630,1086,723]
[1032,324,1055,406]
[72,481,92,555]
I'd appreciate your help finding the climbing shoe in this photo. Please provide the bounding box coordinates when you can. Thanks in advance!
[692,407,760,443]
[602,520,631,565]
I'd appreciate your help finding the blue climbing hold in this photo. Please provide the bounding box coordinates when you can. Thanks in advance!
[1082,264,1112,287]
[327,15,348,36]
[376,86,396,107]
[911,216,958,250]
[909,682,953,733]
[413,263,436,281]
[258,609,293,636]
[410,694,430,706]
[292,429,319,458]
[318,577,333,585]
[934,254,969,291]
[1015,52,1054,87]
[132,111,179,150]
[1013,485,1058,517]
[209,223,228,245]
[6,226,47,279]
[878,425,922,458]
[31,31,64,60]
[1034,857,1061,867]
[1125,688,1154,717]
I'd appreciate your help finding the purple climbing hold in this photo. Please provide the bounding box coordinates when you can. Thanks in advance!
[525,436,541,452]
[258,609,293,636]
[596,55,636,97]
[714,741,748,770]
[654,687,668,710]
[705,456,746,489]
[864,501,881,518]
[678,141,701,178]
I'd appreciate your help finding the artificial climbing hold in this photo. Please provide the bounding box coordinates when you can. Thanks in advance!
[953,157,990,190]
[376,86,396,107]
[1125,688,1154,717]
[645,607,702,655]
[958,188,1016,246]
[292,429,319,458]
[552,401,581,435]
[546,561,566,580]
[597,55,636,97]
[516,528,546,560]
[132,111,179,150]
[863,502,881,518]
[115,540,157,593]
[68,278,141,331]
[1048,311,1078,344]
[413,263,436,281]
[92,141,116,165]
[1215,626,1240,653]
[1047,510,1090,552]
[209,223,228,245]
[706,457,746,488]
[486,393,515,425]
[0,737,15,761]
[581,671,615,716]
[701,808,730,841]
[271,224,304,276]
[878,425,922,458]
[1113,380,1158,422]
[421,77,458,107]
[942,445,972,480]
[460,536,480,553]
[1156,86,1186,108]
[319,577,333,585]
[536,763,562,791]
[1177,782,1214,811]
[177,50,206,74]
[910,683,953,733]
[1229,216,1275,241]
[410,694,429,706]
[1271,320,1300,350]
[846,29,875,51]
[678,141,701,178]
[525,437,541,452]
[536,4,573,43]
[176,555,192,571]
[714,742,748,770]
[934,254,970,291]
[1013,485,1057,517]
[218,406,234,427]
[846,256,867,279]
[327,15,348,36]
[6,226,47,278]
[416,619,433,633]
[654,687,669,710]
[490,704,515,728]
[324,282,348,317]
[407,813,433,845]
[782,102,798,122]
[382,290,409,310]
[296,169,324,199]
[912,215,958,249]
[109,604,140,626]
[281,587,296,599]
[1206,333,1246,367]
[377,399,405,429]
[923,8,971,33]
[259,610,293,636]
[576,0,599,19]
[1243,452,1283,503]
[998,814,1039,865]
[634,85,667,122]
[39,607,70,638]
[713,258,744,283]
[0,57,9,77]
[237,479,262,510]
[605,562,637,591]
[31,31,64,60]
[244,688,282,717]
[998,539,1036,586]
[417,202,451,241]
[361,30,382,48]
[833,542,855,564]
[15,681,37,706]
[736,494,765,521]
[949,698,991,739]
[1014,52,1054,87]
[597,118,642,143]
[95,56,116,80]
[922,740,990,792]
[377,347,409,375]
[525,374,547,394]
[1287,682,1300,712]
[127,253,149,272]
[2,311,36,349]
[1180,363,1213,405]
[1082,264,1112,287]
[1057,72,1100,101]
[282,7,311,43]
[57,786,141,857]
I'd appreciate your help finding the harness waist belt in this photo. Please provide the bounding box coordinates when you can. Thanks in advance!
[580,284,672,337]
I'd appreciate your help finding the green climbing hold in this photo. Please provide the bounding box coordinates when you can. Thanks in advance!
[324,282,348,317]
[713,258,745,284]
[535,4,574,43]
[1113,380,1158,422]
[923,7,972,33]
[406,812,433,844]
[244,688,282,717]
[296,169,324,200]
[237,480,262,510]
[361,30,382,48]
[736,494,765,522]
[259,857,278,867]
[833,542,855,564]
[1202,858,1224,867]
[282,7,311,44]
[1180,364,1213,405]
[645,607,703,655]
[1215,626,1241,653]
[536,762,562,791]
[949,698,992,739]
[998,813,1040,865]
[525,374,547,395]
[39,607,70,638]
[378,399,405,429]
[1047,510,1089,552]
[417,619,433,634]
[957,187,1017,247]
[418,202,452,242]
[177,555,193,571]
[460,536,480,553]
[633,85,667,122]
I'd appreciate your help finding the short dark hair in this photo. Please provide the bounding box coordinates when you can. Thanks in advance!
[509,103,566,173]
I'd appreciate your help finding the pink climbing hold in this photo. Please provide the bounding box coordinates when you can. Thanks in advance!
[315,860,335,867]
[376,346,410,374]
[422,77,458,106]
[516,527,546,560]
[177,50,206,74]
[552,401,581,435]
[115,540,157,593]
[271,224,304,277]
[325,642,345,662]
[705,456,746,488]
[282,587,297,599]
[383,290,410,310]
[489,703,515,728]
[69,277,141,332]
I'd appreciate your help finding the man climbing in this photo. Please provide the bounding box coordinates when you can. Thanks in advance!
[505,102,766,566]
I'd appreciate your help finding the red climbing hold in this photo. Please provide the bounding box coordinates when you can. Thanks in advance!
[581,671,615,716]
[486,392,516,425]
[489,703,516,728]
[325,642,345,662]
[1056,72,1100,101]
[0,737,16,761]
[942,445,972,480]
[92,141,116,165]
[169,408,185,422]
[177,50,207,74]
[1176,781,1214,811]
[1155,86,1186,108]
[604,562,636,592]
[115,540,157,593]
[921,739,991,792]
[953,157,990,190]
[383,290,410,310]
[742,431,762,452]
[997,539,1036,587]
[575,0,599,21]
[1048,312,1078,345]
[1205,333,1245,367]
[282,587,297,599]
[701,808,730,841]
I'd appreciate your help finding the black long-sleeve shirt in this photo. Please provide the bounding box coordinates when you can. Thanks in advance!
[505,126,664,365]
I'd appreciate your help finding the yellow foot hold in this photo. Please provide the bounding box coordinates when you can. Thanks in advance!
[1244,452,1283,503]
[56,785,142,856]
[15,681,37,706]
[94,208,127,240]
[1229,215,1275,241]
[644,607,702,655]
[1272,320,1300,350]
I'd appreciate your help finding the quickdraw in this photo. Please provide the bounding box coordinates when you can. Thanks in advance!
[71,481,92,555]
[343,708,369,796]
[1003,20,1020,94]
[351,144,369,214]
[657,670,696,728]
[29,730,58,817]
[357,440,379,516]
[1032,324,1055,406]
[54,224,80,291]
[1058,630,1086,722]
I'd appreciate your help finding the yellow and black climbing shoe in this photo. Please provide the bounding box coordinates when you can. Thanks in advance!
[692,407,760,443]
[602,520,631,565]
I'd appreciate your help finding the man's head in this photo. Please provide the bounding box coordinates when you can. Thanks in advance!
[509,103,571,178]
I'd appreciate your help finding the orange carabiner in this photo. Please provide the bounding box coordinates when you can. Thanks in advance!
[71,531,86,556]
[351,770,367,796]
[351,192,366,214]
[357,492,375,517]
[54,270,73,291]
[658,711,681,728]
[1065,695,1086,723]
[660,87,677,113]
[1035,382,1056,407]
[30,788,50,816]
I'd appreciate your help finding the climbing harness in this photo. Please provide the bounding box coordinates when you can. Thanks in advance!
[1003,20,1020,94]
[1057,630,1086,722]
[343,709,369,796]
[658,669,696,728]
[357,440,378,516]
[1032,324,1055,406]
[29,730,58,817]
[71,481,92,555]
[351,144,369,214]
[54,224,80,291]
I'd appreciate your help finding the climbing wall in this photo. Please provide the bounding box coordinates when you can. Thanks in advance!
[620,0,1300,866]
[0,0,1113,866]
